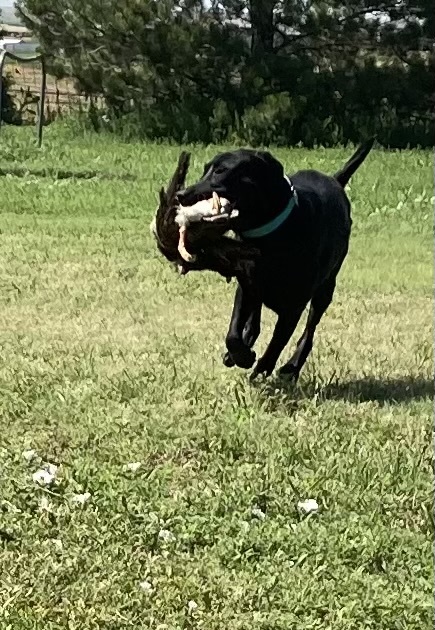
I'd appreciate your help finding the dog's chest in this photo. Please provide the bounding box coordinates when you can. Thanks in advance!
[258,268,311,313]
[253,244,319,313]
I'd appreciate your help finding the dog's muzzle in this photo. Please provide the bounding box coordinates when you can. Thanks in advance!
[175,193,239,262]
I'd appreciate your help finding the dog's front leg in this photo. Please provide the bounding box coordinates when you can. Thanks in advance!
[251,307,305,378]
[224,284,260,369]
[224,303,262,368]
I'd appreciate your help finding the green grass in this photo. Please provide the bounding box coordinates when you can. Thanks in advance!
[0,123,432,629]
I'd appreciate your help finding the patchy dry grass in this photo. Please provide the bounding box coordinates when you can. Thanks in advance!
[0,124,432,629]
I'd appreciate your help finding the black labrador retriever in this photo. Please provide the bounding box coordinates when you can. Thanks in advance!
[177,139,374,379]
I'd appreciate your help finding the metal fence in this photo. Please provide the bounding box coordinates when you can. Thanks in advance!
[1,53,103,145]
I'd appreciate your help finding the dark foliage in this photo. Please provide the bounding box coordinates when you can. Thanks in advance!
[16,0,434,147]
[1,74,22,125]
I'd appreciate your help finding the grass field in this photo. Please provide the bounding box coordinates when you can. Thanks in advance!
[0,123,433,629]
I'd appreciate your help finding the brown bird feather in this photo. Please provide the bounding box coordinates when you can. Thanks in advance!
[152,152,261,285]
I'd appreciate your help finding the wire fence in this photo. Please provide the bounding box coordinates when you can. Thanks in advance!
[3,57,103,124]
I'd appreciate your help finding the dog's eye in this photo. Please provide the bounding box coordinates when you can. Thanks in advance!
[213,166,226,175]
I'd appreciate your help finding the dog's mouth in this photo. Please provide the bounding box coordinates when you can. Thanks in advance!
[176,192,239,262]
[201,198,238,225]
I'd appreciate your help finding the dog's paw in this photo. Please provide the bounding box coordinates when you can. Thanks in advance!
[278,363,300,382]
[225,339,256,369]
[230,348,256,369]
[250,357,274,380]
[223,352,236,368]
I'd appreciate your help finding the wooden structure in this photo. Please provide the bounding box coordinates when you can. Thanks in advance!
[0,49,46,146]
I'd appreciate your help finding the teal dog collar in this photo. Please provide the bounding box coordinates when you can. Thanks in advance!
[241,176,298,239]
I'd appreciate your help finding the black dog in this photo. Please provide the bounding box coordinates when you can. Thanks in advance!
[177,139,374,379]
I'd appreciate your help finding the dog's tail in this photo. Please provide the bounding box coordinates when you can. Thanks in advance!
[334,137,375,188]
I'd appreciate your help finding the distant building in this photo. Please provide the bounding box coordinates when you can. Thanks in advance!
[0,23,38,55]
[0,36,22,49]
[0,23,32,38]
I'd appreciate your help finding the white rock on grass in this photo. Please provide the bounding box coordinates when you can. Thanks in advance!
[123,462,142,472]
[32,464,58,486]
[71,492,92,506]
[251,506,266,520]
[158,529,176,543]
[139,580,154,593]
[297,499,319,514]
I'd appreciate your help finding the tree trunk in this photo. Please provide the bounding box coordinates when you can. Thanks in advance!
[249,0,276,55]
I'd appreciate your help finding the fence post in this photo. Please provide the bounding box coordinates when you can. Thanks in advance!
[38,56,46,147]
[0,49,7,134]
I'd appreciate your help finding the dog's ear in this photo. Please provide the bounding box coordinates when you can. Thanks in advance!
[256,151,285,181]
[243,151,289,220]
[202,160,213,177]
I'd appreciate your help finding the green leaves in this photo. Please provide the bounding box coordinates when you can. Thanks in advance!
[15,0,434,146]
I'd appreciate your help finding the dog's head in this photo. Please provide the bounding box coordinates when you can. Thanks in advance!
[176,149,291,234]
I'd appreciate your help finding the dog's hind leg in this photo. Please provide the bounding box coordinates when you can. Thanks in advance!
[251,306,306,378]
[279,276,337,380]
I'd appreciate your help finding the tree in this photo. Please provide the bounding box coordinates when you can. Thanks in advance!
[15,0,434,146]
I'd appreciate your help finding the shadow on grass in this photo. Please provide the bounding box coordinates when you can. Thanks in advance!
[0,165,136,181]
[256,375,433,405]
[320,376,433,403]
